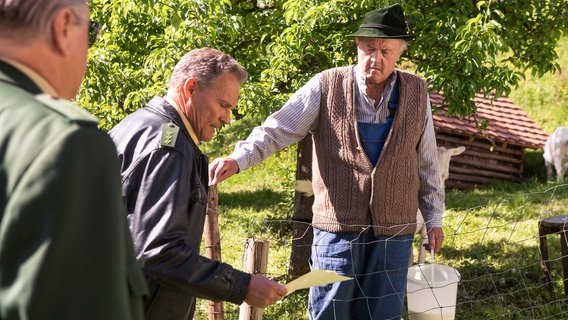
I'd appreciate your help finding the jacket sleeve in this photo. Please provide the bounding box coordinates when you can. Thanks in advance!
[123,147,251,304]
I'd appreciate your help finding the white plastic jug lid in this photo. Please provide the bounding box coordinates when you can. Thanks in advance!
[407,263,461,286]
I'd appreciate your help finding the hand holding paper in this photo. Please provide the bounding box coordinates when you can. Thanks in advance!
[284,270,352,296]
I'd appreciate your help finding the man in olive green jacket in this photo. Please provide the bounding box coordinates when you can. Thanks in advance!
[0,1,147,319]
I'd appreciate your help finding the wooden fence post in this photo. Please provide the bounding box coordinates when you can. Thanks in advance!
[239,239,269,320]
[205,185,224,320]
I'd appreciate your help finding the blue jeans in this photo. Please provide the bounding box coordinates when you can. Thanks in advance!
[308,228,413,320]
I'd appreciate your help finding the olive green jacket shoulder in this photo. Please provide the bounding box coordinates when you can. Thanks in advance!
[0,61,147,319]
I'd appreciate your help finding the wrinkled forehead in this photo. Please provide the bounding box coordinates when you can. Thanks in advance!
[356,37,403,48]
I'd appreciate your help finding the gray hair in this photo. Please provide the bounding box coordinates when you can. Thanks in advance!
[400,40,409,52]
[0,0,85,40]
[169,47,248,91]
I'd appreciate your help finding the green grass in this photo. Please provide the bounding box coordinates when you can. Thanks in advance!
[193,36,568,319]
[442,183,568,319]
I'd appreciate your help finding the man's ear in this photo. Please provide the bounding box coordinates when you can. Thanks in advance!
[183,77,198,97]
[51,8,75,55]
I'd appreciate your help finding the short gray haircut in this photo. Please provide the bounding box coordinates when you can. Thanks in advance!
[169,47,248,92]
[0,0,85,40]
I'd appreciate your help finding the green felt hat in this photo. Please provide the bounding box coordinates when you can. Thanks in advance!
[347,4,416,39]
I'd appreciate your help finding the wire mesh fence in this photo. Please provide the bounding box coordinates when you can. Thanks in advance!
[198,182,568,319]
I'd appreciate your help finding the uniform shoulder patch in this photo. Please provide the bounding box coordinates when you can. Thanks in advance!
[161,122,179,148]
[35,94,99,125]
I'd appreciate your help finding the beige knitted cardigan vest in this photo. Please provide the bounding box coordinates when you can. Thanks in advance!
[311,65,428,236]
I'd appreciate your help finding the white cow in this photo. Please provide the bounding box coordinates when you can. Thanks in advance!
[543,127,568,183]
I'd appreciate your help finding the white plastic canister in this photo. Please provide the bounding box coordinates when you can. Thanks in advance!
[406,263,461,320]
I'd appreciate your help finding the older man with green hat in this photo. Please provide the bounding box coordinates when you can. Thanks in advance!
[209,3,444,319]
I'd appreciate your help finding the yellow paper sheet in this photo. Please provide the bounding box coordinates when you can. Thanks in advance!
[284,270,352,296]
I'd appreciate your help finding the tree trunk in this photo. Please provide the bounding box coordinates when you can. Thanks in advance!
[288,135,314,279]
